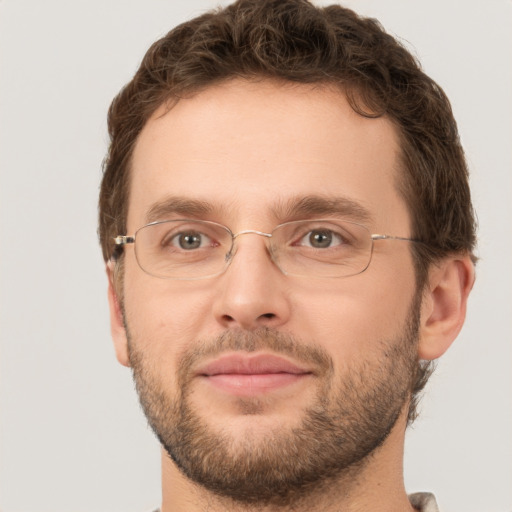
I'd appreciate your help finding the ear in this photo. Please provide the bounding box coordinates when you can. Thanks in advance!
[418,255,475,360]
[106,262,130,367]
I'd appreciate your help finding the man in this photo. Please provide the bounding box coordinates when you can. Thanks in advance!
[98,1,476,510]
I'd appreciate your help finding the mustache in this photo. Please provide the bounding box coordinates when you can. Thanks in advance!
[176,327,334,383]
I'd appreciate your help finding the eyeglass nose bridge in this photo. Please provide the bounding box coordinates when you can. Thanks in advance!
[233,229,273,239]
[225,229,275,267]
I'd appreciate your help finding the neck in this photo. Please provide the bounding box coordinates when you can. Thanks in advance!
[159,409,416,512]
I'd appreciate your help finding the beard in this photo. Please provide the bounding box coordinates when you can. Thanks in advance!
[127,302,420,507]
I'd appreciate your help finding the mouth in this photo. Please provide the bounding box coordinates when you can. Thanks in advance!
[195,353,313,396]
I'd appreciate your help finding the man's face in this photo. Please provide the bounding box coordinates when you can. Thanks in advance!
[115,80,420,504]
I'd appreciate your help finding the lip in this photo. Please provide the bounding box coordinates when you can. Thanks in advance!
[196,353,313,396]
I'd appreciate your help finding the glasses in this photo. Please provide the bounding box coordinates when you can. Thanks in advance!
[114,218,417,280]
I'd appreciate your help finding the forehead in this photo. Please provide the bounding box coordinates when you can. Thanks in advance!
[129,80,409,233]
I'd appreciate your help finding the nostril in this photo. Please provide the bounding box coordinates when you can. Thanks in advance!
[261,313,275,319]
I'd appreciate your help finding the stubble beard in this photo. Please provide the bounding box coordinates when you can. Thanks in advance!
[127,304,420,508]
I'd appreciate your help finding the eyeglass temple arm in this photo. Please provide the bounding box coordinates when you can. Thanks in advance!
[371,234,416,242]
[114,236,135,246]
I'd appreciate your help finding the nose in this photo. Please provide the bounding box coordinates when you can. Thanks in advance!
[212,232,291,330]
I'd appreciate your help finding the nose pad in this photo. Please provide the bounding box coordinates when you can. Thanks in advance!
[224,243,237,266]
[267,242,285,273]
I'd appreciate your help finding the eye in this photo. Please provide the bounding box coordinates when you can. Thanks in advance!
[298,229,345,249]
[168,230,212,250]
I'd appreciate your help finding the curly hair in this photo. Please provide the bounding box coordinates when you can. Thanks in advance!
[98,0,477,423]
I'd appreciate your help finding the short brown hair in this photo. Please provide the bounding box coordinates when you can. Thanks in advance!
[98,0,477,422]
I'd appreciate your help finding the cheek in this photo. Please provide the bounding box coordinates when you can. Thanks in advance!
[291,262,416,362]
[122,261,216,367]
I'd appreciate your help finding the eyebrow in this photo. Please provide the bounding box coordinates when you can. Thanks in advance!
[145,196,216,224]
[272,195,373,224]
[144,194,373,226]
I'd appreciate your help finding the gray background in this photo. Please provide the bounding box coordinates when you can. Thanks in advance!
[1,1,511,511]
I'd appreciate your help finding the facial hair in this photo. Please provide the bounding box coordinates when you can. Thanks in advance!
[127,305,420,507]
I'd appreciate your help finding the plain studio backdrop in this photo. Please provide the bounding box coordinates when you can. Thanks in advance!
[0,1,511,511]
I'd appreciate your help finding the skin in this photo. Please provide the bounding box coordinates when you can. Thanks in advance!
[107,80,474,511]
